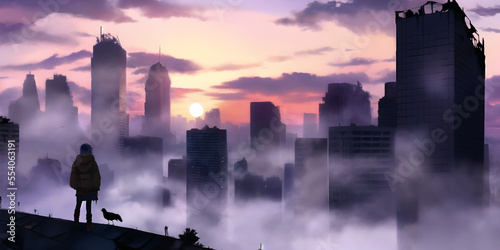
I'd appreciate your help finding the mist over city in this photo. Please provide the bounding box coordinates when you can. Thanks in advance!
[1,0,500,249]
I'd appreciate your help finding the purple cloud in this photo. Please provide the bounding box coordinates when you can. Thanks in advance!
[482,27,500,33]
[118,0,204,19]
[212,63,262,71]
[3,50,92,71]
[213,72,370,97]
[471,5,500,17]
[0,22,76,45]
[67,81,90,108]
[128,52,201,74]
[171,87,204,100]
[0,87,22,116]
[275,0,428,32]
[205,92,248,101]
[295,46,336,56]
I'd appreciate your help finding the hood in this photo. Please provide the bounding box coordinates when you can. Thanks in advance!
[74,154,95,173]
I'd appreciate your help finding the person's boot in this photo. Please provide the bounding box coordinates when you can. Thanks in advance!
[86,214,94,231]
[73,210,80,227]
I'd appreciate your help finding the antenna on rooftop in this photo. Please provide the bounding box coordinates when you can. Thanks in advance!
[100,26,103,40]
[159,45,161,64]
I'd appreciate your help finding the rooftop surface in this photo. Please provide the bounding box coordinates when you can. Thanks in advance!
[0,209,210,250]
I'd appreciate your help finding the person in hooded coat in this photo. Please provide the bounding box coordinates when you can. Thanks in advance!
[70,143,101,231]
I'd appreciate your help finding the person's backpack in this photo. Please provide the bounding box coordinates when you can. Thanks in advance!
[76,166,95,192]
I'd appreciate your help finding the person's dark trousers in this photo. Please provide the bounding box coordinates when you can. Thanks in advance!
[74,199,92,224]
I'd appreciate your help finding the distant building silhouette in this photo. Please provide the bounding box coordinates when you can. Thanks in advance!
[233,157,248,179]
[234,172,263,202]
[91,31,129,153]
[318,82,371,136]
[303,113,317,137]
[294,138,328,214]
[143,62,172,143]
[0,117,19,198]
[262,176,282,201]
[283,163,294,213]
[186,126,228,226]
[122,136,163,207]
[395,2,486,248]
[378,82,397,127]
[168,157,186,183]
[329,125,395,217]
[45,74,79,129]
[250,102,286,173]
[204,108,221,128]
[30,156,63,185]
[8,73,41,125]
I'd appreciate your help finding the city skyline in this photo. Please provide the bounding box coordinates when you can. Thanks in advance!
[0,0,499,133]
[0,1,499,249]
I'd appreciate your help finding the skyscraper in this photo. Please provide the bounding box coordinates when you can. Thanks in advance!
[143,62,171,140]
[250,102,286,173]
[328,125,395,213]
[8,73,41,125]
[318,82,371,136]
[395,1,485,248]
[303,113,317,137]
[186,126,228,226]
[45,74,79,129]
[91,31,128,153]
[378,82,397,128]
[294,138,328,213]
[0,117,19,198]
[204,108,221,128]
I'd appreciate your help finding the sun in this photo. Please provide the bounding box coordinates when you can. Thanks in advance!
[189,103,204,118]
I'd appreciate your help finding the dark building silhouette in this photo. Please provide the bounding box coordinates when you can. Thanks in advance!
[91,31,129,153]
[303,113,317,137]
[283,163,294,213]
[122,136,163,207]
[329,125,395,216]
[294,138,328,215]
[234,172,264,201]
[378,82,397,127]
[395,1,486,248]
[250,102,286,173]
[45,74,79,129]
[168,157,186,183]
[0,117,19,198]
[8,73,41,125]
[143,62,172,142]
[186,126,228,226]
[262,176,282,201]
[318,82,371,136]
[166,157,186,207]
[30,156,63,185]
[233,157,248,179]
[204,108,221,128]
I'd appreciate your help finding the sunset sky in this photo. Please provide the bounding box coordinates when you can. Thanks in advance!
[0,0,499,135]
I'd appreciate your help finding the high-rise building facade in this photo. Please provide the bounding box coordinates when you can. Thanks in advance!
[294,138,328,213]
[250,102,286,173]
[378,82,397,128]
[186,126,228,226]
[0,117,19,198]
[303,113,317,138]
[45,74,79,129]
[395,1,485,248]
[143,62,171,139]
[319,82,371,136]
[8,73,41,125]
[91,32,129,153]
[329,125,395,214]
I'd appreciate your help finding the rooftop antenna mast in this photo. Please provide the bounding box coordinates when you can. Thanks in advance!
[159,45,161,64]
[100,26,103,40]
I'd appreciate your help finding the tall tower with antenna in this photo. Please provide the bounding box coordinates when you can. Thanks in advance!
[91,27,128,154]
[142,47,172,144]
